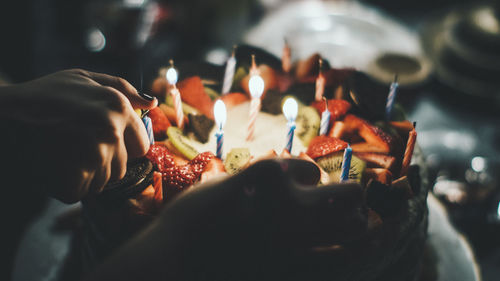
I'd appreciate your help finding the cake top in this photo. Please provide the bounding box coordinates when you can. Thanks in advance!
[142,45,418,222]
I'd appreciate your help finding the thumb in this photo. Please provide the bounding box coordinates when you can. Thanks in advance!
[86,71,157,110]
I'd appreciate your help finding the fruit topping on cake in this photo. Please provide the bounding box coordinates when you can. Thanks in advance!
[316,152,366,184]
[306,135,348,159]
[166,126,199,160]
[177,76,215,119]
[148,106,171,140]
[310,98,351,122]
[341,114,395,154]
[224,148,252,175]
[295,105,321,146]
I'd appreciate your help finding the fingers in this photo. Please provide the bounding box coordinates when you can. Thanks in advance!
[124,109,150,158]
[86,71,157,110]
[110,138,128,181]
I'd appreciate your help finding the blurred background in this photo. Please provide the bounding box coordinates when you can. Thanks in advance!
[1,0,499,280]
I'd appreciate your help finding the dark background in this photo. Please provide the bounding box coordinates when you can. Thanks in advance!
[0,0,498,280]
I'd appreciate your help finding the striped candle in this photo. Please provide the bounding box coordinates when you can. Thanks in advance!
[282,98,298,153]
[246,75,264,141]
[315,58,325,101]
[385,75,399,121]
[285,122,296,153]
[142,115,154,145]
[215,131,224,159]
[246,98,261,141]
[319,98,331,135]
[400,123,417,176]
[170,87,184,129]
[340,145,352,182]
[214,100,227,159]
[221,46,237,95]
[282,38,291,73]
[166,60,184,129]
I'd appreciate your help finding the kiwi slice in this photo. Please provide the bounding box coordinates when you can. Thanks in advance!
[295,105,321,147]
[224,148,251,175]
[316,151,366,183]
[166,94,200,116]
[232,66,247,89]
[166,126,199,160]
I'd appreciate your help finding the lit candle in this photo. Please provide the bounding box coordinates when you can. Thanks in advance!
[282,98,298,153]
[250,54,259,76]
[319,97,331,135]
[221,45,237,95]
[282,38,291,73]
[166,60,184,129]
[400,122,417,176]
[385,75,399,121]
[315,58,325,101]
[246,74,264,141]
[214,100,227,159]
[142,114,154,145]
[340,144,352,182]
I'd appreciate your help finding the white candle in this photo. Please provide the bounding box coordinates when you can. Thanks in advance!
[221,46,237,95]
[315,58,325,101]
[166,60,184,129]
[246,74,264,141]
[282,38,291,73]
[282,97,298,153]
[319,98,331,135]
[214,100,227,159]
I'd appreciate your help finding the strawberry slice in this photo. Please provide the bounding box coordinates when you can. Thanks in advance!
[177,76,214,119]
[148,106,171,140]
[310,99,352,122]
[306,135,348,159]
[343,114,394,154]
[354,152,396,172]
[146,143,176,172]
[219,92,249,108]
[200,157,226,183]
[161,151,216,200]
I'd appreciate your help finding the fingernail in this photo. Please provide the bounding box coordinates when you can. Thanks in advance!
[139,92,155,101]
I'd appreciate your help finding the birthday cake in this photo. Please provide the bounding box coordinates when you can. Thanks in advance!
[101,45,428,280]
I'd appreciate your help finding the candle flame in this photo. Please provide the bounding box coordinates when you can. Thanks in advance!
[214,100,227,129]
[283,98,298,121]
[166,67,178,85]
[248,75,264,99]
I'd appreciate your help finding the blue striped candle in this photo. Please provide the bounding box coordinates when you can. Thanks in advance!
[340,145,352,182]
[385,76,399,121]
[285,122,296,153]
[215,130,224,159]
[142,115,155,145]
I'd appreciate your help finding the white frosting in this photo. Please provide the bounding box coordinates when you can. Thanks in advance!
[188,101,307,159]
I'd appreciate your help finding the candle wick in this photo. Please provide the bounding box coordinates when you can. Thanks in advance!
[323,96,328,109]
[231,45,237,57]
[412,121,417,129]
[319,58,323,74]
[394,74,399,83]
[169,59,174,68]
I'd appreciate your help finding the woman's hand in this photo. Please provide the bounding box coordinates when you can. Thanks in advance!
[0,69,157,203]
